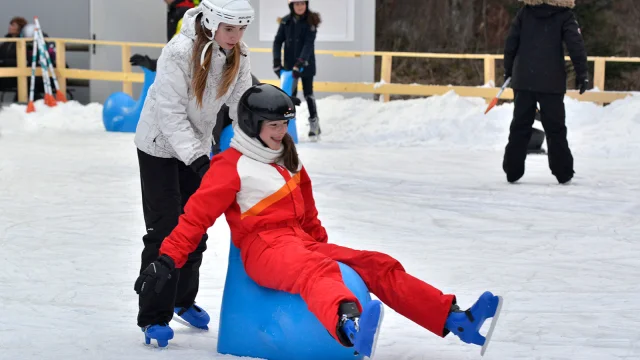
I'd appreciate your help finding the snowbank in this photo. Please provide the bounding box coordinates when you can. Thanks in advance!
[0,100,104,134]
[2,92,640,158]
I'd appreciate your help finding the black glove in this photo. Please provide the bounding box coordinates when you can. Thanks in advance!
[503,72,511,82]
[576,77,589,95]
[273,59,282,78]
[134,254,175,295]
[130,54,157,72]
[190,155,210,178]
[290,96,301,106]
[293,58,306,79]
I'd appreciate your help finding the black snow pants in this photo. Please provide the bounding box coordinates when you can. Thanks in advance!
[503,90,574,183]
[136,149,208,327]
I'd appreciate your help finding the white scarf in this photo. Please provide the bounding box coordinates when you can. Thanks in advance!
[230,124,283,164]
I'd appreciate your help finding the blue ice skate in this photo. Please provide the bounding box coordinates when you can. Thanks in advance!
[445,291,503,356]
[340,300,384,358]
[174,304,210,330]
[142,323,174,347]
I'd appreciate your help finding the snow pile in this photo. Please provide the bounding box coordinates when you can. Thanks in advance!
[0,100,104,134]
[2,92,640,158]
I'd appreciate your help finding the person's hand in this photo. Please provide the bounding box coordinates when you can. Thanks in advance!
[293,58,306,78]
[273,59,282,78]
[189,155,210,178]
[130,54,157,72]
[576,77,589,95]
[134,255,175,295]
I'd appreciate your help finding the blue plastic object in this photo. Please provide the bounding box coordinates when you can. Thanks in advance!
[279,70,299,144]
[217,242,372,360]
[218,122,235,154]
[103,67,156,132]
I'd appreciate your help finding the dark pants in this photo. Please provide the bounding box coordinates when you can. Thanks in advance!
[136,149,208,327]
[292,76,318,119]
[503,90,574,183]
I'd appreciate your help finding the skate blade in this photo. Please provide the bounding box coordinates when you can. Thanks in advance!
[355,300,384,358]
[172,316,209,331]
[368,305,384,359]
[480,295,503,356]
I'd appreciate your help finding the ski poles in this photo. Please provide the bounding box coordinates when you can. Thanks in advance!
[34,17,66,102]
[25,17,66,113]
[484,77,511,115]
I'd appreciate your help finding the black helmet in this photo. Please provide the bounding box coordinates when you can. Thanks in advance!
[237,83,296,138]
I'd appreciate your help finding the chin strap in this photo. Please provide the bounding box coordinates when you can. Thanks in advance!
[200,21,215,69]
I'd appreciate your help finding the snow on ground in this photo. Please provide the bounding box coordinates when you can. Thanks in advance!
[1,92,639,360]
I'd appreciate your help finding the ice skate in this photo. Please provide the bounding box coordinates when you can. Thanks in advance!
[174,304,210,330]
[141,323,174,347]
[338,300,384,358]
[308,116,321,142]
[445,291,503,356]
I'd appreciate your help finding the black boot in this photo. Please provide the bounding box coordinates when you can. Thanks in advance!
[336,301,360,347]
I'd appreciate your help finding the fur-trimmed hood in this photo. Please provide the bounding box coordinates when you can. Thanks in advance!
[519,0,575,8]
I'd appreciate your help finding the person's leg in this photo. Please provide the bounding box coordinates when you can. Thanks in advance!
[242,231,359,342]
[302,76,321,137]
[304,237,503,351]
[537,92,574,183]
[302,76,318,119]
[502,90,537,182]
[136,149,182,328]
[303,239,455,337]
[174,160,208,311]
[291,77,299,98]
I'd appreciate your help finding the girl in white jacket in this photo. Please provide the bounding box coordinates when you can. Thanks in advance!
[133,0,254,342]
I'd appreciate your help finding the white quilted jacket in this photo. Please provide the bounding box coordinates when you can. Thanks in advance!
[134,7,252,166]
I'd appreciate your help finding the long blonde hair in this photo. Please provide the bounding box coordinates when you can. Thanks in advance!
[191,14,242,107]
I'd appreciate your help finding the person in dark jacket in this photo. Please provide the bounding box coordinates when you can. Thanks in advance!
[165,0,197,42]
[273,0,322,140]
[0,17,27,92]
[502,0,588,184]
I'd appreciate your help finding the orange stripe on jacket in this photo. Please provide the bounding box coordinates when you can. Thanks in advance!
[241,172,301,219]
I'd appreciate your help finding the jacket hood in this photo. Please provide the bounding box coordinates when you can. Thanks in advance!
[180,7,201,40]
[519,0,575,8]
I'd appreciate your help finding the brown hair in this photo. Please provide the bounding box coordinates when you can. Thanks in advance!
[191,15,242,107]
[307,11,321,28]
[10,17,27,32]
[278,133,300,173]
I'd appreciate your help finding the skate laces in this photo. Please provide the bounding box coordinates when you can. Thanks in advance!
[340,314,360,331]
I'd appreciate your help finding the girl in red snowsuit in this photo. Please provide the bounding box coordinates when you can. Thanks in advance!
[135,84,502,355]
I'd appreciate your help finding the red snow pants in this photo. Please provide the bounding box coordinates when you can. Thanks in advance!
[240,225,455,342]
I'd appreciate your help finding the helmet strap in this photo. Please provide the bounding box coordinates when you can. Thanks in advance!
[200,19,215,70]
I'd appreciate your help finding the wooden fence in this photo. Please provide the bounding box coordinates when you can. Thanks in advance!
[1,37,638,104]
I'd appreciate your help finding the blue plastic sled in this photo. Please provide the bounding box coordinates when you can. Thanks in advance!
[217,243,372,360]
[279,70,299,144]
[102,67,156,133]
[215,139,372,360]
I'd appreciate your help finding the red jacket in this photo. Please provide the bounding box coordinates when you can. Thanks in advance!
[159,144,328,268]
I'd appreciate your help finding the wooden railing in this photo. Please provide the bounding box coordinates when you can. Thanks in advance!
[1,37,638,104]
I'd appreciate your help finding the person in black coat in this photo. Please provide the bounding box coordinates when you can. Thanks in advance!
[0,17,27,93]
[273,0,322,139]
[503,0,588,184]
[165,0,196,42]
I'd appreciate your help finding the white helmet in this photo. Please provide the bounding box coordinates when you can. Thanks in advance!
[200,0,255,33]
[21,24,37,38]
